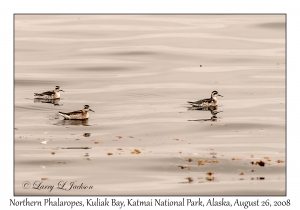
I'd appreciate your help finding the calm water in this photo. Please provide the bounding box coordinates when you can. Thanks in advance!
[15,15,285,195]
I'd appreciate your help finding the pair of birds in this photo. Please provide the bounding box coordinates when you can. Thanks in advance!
[34,86,94,120]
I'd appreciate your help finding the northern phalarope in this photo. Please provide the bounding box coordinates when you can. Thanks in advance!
[59,105,94,120]
[34,86,64,99]
[188,91,223,107]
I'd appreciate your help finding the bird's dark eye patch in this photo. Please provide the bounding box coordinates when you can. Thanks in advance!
[212,91,218,94]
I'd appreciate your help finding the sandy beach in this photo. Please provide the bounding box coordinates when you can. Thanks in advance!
[14,15,285,195]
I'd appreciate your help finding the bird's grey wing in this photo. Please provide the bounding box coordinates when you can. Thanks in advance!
[41,90,55,96]
[61,110,83,115]
[188,98,210,104]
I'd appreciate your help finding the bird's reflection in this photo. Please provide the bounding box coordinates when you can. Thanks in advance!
[188,115,218,122]
[188,106,222,114]
[210,109,222,116]
[187,106,222,122]
[34,98,63,106]
[54,119,90,126]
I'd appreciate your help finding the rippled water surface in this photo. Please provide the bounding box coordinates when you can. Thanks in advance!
[15,15,285,195]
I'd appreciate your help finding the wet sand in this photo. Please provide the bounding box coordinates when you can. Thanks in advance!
[14,15,285,195]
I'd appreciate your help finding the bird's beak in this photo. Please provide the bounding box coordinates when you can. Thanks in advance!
[60,90,65,92]
[89,109,95,112]
[218,94,223,97]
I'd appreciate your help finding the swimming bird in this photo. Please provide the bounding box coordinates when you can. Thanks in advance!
[58,105,94,120]
[34,86,64,99]
[188,90,223,107]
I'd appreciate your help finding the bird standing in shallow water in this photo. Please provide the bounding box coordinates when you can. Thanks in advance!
[59,105,94,120]
[34,86,64,99]
[188,90,223,107]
